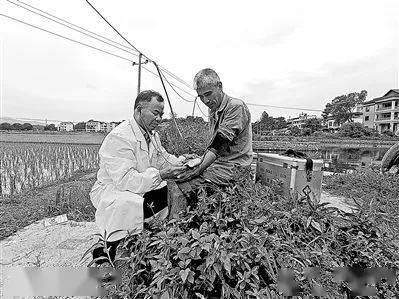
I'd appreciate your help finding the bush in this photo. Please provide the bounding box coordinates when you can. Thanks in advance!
[382,130,394,137]
[338,123,379,138]
[159,117,209,156]
[99,175,399,298]
[323,168,399,238]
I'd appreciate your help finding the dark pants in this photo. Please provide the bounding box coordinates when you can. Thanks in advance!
[92,186,168,264]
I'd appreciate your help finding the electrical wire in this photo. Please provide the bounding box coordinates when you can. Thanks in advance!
[13,0,137,52]
[141,65,195,98]
[85,0,143,58]
[158,64,193,90]
[0,14,137,63]
[6,1,323,115]
[245,102,322,112]
[7,0,140,58]
[8,0,195,101]
[160,70,195,103]
[196,101,208,118]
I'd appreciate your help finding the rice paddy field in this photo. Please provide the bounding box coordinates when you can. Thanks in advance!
[0,135,101,197]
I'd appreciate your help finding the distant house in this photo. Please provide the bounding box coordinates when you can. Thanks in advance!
[85,120,102,132]
[323,105,363,132]
[85,120,122,132]
[360,89,399,134]
[287,113,317,129]
[58,122,74,132]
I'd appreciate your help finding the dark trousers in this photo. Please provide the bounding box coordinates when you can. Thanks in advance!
[92,186,168,264]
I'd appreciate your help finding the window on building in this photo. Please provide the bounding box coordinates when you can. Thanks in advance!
[365,116,369,121]
[365,107,370,112]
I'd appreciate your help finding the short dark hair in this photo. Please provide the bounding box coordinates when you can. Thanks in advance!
[134,90,164,109]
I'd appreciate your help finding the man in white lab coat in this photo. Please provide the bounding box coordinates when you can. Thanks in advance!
[90,90,188,263]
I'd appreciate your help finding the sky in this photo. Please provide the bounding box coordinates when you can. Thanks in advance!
[0,0,398,124]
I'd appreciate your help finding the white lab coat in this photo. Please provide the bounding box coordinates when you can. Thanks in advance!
[90,118,184,242]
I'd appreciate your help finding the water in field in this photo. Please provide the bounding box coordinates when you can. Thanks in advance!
[258,147,389,173]
[0,142,100,196]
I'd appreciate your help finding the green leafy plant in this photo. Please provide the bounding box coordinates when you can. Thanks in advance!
[94,174,399,298]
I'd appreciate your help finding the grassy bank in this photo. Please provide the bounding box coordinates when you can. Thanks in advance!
[0,171,96,240]
[324,169,399,239]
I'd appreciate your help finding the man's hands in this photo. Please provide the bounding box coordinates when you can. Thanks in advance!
[175,150,217,183]
[175,166,202,182]
[159,165,188,180]
[182,153,200,160]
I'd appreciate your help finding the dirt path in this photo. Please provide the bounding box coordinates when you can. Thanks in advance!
[1,218,99,298]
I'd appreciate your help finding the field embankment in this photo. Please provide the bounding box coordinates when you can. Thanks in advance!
[253,136,398,151]
[0,171,96,241]
[0,131,105,144]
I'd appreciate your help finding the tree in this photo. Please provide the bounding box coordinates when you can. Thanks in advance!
[10,123,23,130]
[338,123,378,138]
[322,90,367,125]
[253,112,287,135]
[0,122,11,130]
[74,122,86,131]
[303,118,322,133]
[21,123,33,131]
[44,124,57,131]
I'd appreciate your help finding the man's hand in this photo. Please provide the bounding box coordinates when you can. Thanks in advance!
[175,166,201,182]
[182,153,200,160]
[159,165,188,180]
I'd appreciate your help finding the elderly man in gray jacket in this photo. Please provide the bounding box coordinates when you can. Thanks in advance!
[176,68,253,201]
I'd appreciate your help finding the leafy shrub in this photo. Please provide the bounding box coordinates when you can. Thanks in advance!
[323,168,399,238]
[338,123,379,138]
[99,175,399,298]
[382,130,394,137]
[159,116,209,156]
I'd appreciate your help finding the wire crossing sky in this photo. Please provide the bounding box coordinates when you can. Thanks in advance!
[1,0,398,123]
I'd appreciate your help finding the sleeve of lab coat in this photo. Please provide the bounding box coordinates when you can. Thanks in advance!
[99,134,162,193]
[152,132,185,168]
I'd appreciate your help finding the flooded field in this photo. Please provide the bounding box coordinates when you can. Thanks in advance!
[0,142,99,196]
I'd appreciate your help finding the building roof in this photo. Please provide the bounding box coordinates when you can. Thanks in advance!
[362,89,399,105]
[59,122,74,125]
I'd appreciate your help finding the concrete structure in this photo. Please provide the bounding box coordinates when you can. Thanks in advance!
[361,89,399,134]
[58,122,74,132]
[287,113,317,129]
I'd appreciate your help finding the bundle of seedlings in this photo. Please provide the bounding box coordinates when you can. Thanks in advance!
[93,173,399,298]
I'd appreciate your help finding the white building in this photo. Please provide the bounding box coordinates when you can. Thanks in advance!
[58,122,74,132]
[85,120,101,132]
[85,120,121,132]
[287,113,317,129]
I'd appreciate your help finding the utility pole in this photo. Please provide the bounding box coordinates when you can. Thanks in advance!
[137,53,142,95]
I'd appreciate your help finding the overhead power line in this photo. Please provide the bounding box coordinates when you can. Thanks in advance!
[0,14,137,63]
[4,1,324,115]
[246,102,323,112]
[7,0,140,58]
[13,0,138,53]
[8,0,195,96]
[85,0,143,56]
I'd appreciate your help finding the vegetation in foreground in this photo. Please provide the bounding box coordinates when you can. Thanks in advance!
[323,168,399,239]
[97,172,399,298]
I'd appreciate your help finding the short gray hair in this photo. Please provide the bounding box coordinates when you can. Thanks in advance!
[193,68,221,90]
